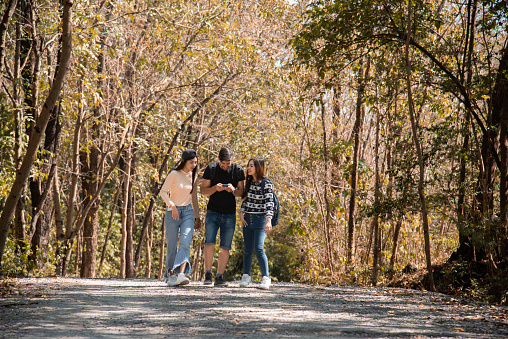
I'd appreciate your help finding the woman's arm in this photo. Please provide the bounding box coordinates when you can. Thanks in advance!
[191,178,201,229]
[263,179,275,232]
[160,172,175,208]
[191,178,200,219]
[263,180,275,218]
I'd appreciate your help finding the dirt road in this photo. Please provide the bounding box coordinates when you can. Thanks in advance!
[1,277,507,338]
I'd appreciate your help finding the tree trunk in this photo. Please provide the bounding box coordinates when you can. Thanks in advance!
[53,166,64,241]
[158,217,165,279]
[119,150,131,278]
[126,150,137,278]
[405,0,435,291]
[320,96,334,272]
[79,102,102,277]
[346,56,369,268]
[191,238,202,281]
[144,208,154,278]
[372,102,381,286]
[0,0,72,267]
[98,177,122,277]
[30,106,61,270]
[12,19,25,254]
[79,144,101,278]
[493,43,508,255]
[0,0,18,72]
[389,218,403,270]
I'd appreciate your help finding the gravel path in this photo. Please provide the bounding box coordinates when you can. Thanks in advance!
[1,277,507,338]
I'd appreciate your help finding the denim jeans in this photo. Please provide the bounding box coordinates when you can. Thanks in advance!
[204,210,236,250]
[164,204,195,280]
[242,213,269,277]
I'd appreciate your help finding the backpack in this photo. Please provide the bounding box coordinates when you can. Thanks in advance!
[261,178,280,226]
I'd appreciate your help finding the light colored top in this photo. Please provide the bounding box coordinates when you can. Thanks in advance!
[160,169,199,218]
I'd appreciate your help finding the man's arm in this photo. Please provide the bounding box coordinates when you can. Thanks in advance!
[234,180,244,197]
[201,178,221,196]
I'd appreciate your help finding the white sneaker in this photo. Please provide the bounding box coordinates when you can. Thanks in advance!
[167,274,178,287]
[239,274,251,287]
[175,273,190,286]
[258,276,271,290]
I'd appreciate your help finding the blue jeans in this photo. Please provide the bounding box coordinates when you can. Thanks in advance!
[164,204,195,280]
[204,210,236,250]
[242,213,269,277]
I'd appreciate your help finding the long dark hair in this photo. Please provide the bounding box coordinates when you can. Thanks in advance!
[242,157,265,199]
[174,158,198,193]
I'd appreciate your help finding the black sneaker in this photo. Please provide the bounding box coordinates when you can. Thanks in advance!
[214,274,228,287]
[204,272,213,285]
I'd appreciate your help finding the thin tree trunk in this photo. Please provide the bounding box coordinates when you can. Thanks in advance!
[346,56,370,269]
[372,103,381,286]
[74,228,82,275]
[144,208,154,278]
[405,0,436,292]
[120,149,131,278]
[364,218,375,266]
[126,150,137,278]
[30,104,61,270]
[80,122,102,277]
[98,177,123,277]
[53,166,64,274]
[321,96,334,272]
[158,216,165,279]
[65,76,84,241]
[191,239,202,281]
[13,19,25,254]
[0,0,18,72]
[389,218,403,270]
[493,45,508,249]
[53,167,63,241]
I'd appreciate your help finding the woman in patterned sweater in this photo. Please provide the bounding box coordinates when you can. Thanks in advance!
[239,157,275,289]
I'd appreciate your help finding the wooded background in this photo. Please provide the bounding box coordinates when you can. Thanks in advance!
[0,0,506,303]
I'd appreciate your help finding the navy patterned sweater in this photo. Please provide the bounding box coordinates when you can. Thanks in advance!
[240,179,275,218]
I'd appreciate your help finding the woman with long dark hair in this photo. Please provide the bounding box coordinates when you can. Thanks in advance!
[239,157,275,289]
[160,149,201,286]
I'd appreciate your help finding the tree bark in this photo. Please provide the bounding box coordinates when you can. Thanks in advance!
[13,19,25,254]
[64,75,84,242]
[320,96,334,272]
[98,177,123,277]
[492,44,508,253]
[372,103,381,286]
[389,218,403,270]
[0,0,18,72]
[126,150,137,278]
[158,217,165,279]
[30,104,61,270]
[346,56,369,268]
[79,143,101,278]
[0,0,72,267]
[405,0,435,291]
[119,149,131,278]
[144,208,154,278]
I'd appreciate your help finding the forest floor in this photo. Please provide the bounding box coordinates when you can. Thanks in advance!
[1,277,508,338]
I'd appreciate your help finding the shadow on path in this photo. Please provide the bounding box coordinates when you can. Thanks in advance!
[1,278,507,338]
